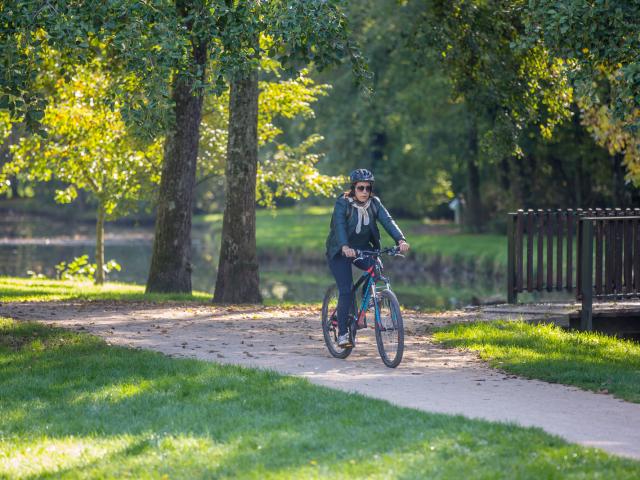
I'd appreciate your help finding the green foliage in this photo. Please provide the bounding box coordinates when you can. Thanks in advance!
[288,0,470,217]
[435,321,640,403]
[1,1,366,138]
[581,101,640,185]
[0,110,10,143]
[1,317,638,477]
[197,61,344,209]
[297,0,639,221]
[524,2,640,185]
[405,0,573,159]
[0,60,163,218]
[525,1,640,129]
[54,255,121,282]
[257,134,345,206]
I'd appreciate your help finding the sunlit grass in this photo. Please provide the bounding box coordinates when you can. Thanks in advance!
[0,277,211,303]
[434,321,640,403]
[1,317,638,478]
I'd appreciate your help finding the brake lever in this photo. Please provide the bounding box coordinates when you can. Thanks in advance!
[352,250,365,262]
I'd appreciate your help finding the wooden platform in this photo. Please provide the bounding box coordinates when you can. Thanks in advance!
[480,301,640,336]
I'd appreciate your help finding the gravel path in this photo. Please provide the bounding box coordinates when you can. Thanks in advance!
[2,301,640,460]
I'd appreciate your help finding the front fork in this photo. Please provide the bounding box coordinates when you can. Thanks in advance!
[358,275,389,330]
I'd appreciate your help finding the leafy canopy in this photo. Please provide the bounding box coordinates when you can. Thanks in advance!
[0,0,367,137]
[0,59,162,217]
[405,0,573,158]
[525,0,640,128]
[524,1,640,185]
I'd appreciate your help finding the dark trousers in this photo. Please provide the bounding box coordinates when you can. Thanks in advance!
[327,253,374,335]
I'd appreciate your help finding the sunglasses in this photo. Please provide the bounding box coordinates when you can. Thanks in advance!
[356,185,372,192]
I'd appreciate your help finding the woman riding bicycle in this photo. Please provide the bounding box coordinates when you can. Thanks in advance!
[325,168,410,348]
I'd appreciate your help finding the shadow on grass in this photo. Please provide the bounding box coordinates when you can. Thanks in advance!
[2,320,638,479]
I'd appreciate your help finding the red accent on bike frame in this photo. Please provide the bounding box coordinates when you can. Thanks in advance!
[367,266,375,278]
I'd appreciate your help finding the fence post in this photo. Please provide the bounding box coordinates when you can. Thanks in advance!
[507,214,517,303]
[580,219,594,331]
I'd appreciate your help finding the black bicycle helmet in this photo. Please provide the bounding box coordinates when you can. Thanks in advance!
[350,168,375,184]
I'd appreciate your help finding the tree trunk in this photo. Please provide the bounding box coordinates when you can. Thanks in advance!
[465,117,483,232]
[145,20,207,293]
[95,203,105,285]
[574,154,583,207]
[213,70,262,304]
[0,122,23,199]
[369,130,387,196]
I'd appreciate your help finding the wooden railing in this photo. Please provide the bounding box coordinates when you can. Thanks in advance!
[507,208,640,330]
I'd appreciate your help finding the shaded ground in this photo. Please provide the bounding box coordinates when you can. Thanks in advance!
[2,301,640,460]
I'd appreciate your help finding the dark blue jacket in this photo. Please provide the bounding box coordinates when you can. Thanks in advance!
[325,195,405,258]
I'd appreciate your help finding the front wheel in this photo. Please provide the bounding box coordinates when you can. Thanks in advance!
[321,285,352,359]
[374,289,404,368]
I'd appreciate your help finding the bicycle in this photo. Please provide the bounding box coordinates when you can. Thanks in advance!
[321,246,405,368]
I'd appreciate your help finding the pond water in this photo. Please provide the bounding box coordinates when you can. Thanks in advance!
[0,210,504,310]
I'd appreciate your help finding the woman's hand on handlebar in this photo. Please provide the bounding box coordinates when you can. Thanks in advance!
[398,240,410,253]
[342,245,357,258]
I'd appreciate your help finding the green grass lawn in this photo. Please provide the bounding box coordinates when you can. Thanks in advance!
[434,321,640,403]
[2,274,490,312]
[194,206,507,267]
[0,277,211,303]
[1,318,638,479]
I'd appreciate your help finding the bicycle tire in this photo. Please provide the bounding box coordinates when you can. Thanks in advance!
[374,289,404,368]
[321,285,352,359]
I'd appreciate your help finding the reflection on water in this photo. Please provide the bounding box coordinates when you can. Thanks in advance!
[0,213,503,310]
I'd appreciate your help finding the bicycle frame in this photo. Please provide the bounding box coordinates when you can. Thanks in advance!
[351,256,391,331]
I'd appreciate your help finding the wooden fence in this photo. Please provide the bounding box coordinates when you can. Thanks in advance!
[507,208,640,329]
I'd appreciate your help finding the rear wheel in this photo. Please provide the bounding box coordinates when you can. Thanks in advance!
[374,289,404,368]
[321,285,352,359]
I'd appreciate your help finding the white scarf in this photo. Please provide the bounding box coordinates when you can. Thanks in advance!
[349,197,371,234]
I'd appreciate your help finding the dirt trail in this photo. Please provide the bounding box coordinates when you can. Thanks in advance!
[2,301,640,460]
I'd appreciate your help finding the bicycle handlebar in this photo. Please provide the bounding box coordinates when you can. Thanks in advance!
[352,246,404,262]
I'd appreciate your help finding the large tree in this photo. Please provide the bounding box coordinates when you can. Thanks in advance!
[210,2,365,303]
[1,1,363,297]
[403,0,573,230]
[0,63,162,284]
